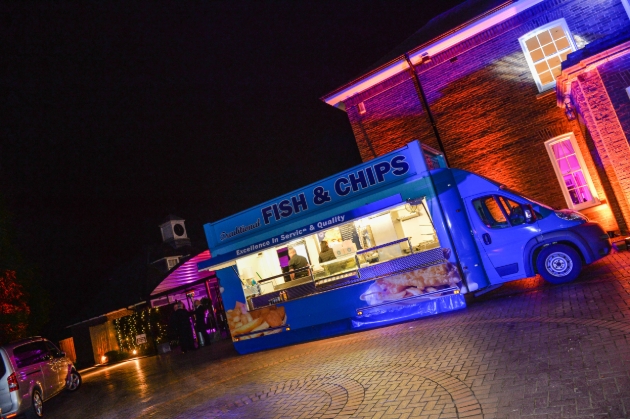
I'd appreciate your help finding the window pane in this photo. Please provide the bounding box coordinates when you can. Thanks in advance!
[535,61,550,74]
[574,171,587,186]
[537,31,552,46]
[560,50,571,61]
[486,198,507,224]
[558,158,570,174]
[563,174,576,189]
[550,26,565,40]
[525,36,540,51]
[499,197,526,226]
[539,71,554,85]
[548,56,561,68]
[543,43,558,57]
[551,65,562,78]
[568,189,581,205]
[561,139,574,154]
[555,37,570,51]
[568,155,580,171]
[577,186,593,202]
[530,48,545,62]
[13,342,48,368]
[473,197,509,229]
[552,142,567,158]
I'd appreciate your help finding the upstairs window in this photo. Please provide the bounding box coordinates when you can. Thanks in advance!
[519,19,576,92]
[545,133,599,210]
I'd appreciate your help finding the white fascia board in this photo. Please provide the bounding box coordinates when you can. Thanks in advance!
[323,0,545,108]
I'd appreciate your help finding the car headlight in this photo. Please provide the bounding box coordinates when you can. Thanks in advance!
[555,210,588,222]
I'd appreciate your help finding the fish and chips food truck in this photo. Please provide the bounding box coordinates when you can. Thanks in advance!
[198,141,611,354]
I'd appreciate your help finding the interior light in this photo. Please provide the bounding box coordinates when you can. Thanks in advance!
[101,355,108,363]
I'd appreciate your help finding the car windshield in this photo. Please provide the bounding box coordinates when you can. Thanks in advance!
[0,352,5,378]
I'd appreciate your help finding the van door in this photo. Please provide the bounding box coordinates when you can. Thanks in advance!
[44,341,67,393]
[466,194,540,282]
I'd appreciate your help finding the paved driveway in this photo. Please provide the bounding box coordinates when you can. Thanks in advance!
[47,251,630,418]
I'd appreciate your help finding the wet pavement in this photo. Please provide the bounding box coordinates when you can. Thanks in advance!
[46,250,630,418]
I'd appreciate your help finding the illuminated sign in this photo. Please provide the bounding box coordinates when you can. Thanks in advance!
[199,194,402,267]
[206,145,419,247]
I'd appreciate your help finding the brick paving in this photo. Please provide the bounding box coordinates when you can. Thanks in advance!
[47,251,630,418]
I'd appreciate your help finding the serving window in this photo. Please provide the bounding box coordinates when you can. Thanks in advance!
[236,199,441,309]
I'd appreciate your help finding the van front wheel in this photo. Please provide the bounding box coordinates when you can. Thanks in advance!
[536,244,582,284]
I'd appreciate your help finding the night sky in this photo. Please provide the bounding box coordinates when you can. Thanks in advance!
[1,1,465,331]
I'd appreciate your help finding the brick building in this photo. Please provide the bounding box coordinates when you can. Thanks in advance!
[322,0,630,235]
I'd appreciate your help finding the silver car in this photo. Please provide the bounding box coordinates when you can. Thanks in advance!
[0,337,81,418]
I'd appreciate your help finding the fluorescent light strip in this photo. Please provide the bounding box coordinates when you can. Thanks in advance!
[323,0,545,108]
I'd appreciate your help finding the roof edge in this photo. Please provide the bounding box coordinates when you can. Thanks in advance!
[320,0,543,108]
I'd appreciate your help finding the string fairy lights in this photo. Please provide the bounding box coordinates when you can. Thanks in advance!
[113,307,168,353]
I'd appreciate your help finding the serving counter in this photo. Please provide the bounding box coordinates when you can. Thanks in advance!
[247,242,452,311]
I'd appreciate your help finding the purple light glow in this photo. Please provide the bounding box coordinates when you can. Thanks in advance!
[150,250,214,296]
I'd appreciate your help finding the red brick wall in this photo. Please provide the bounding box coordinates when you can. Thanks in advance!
[346,75,437,162]
[340,0,629,231]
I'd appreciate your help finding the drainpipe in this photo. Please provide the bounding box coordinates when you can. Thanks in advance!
[356,116,378,159]
[403,53,449,166]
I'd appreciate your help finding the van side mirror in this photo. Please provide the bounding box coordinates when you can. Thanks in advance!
[522,204,537,223]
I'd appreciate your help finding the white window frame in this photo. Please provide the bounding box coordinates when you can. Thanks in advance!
[545,133,600,210]
[623,0,630,20]
[519,18,577,92]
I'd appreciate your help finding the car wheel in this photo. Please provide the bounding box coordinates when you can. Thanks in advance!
[25,388,43,418]
[66,369,82,392]
[536,244,582,284]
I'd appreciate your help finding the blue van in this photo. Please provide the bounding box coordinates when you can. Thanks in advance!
[199,141,611,353]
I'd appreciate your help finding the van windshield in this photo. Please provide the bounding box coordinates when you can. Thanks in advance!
[0,352,5,377]
[501,187,555,210]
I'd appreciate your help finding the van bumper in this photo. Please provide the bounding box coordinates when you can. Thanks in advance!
[569,222,611,262]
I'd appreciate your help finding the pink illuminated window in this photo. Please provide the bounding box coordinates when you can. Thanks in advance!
[545,134,599,210]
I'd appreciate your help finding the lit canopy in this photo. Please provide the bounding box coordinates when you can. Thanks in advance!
[150,250,214,296]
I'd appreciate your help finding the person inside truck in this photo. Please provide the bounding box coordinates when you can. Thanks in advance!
[288,247,309,280]
[318,240,336,263]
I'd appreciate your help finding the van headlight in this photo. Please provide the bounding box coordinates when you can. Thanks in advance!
[555,210,588,222]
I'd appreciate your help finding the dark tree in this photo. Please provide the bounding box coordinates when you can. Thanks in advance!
[0,270,30,342]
